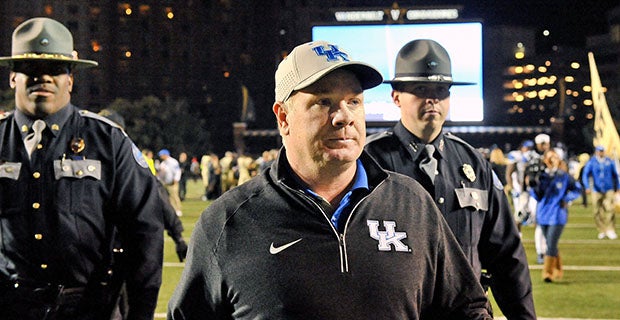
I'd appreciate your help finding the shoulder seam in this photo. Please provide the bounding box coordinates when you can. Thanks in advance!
[365,131,393,144]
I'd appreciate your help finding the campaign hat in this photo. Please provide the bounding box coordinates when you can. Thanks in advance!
[275,40,382,102]
[0,17,98,69]
[385,39,473,85]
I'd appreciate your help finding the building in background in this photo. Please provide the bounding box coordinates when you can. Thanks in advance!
[0,1,618,155]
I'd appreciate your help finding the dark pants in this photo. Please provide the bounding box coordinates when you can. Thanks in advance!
[0,282,120,320]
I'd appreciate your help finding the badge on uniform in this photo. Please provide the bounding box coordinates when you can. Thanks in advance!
[71,137,85,153]
[462,163,476,182]
[69,137,86,160]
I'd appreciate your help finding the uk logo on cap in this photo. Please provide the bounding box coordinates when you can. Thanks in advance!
[312,44,350,62]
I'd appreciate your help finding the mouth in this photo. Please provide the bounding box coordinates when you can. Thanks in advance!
[28,85,54,95]
[423,106,440,116]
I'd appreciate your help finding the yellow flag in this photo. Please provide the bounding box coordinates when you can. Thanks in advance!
[588,52,620,159]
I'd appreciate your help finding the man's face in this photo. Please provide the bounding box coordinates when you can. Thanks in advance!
[536,142,550,153]
[10,60,73,117]
[392,83,451,139]
[274,69,365,169]
[543,150,561,168]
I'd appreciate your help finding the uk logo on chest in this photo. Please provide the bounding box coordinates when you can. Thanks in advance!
[367,220,411,252]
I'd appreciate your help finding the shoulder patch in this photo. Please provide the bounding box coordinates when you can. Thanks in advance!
[132,143,149,168]
[365,131,394,145]
[492,170,505,190]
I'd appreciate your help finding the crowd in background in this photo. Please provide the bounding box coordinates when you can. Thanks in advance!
[145,148,280,202]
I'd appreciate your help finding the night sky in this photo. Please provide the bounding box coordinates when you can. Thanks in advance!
[382,0,619,47]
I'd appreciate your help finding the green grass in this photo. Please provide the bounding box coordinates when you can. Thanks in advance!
[156,180,620,319]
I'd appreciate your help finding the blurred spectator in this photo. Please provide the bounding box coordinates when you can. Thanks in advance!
[178,152,191,201]
[530,149,582,282]
[158,149,183,216]
[142,149,157,175]
[190,156,201,181]
[220,151,238,193]
[581,146,620,240]
[506,140,536,233]
[489,146,509,186]
[236,153,255,186]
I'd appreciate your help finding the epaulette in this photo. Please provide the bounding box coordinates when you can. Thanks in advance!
[0,111,13,121]
[444,132,476,151]
[78,110,128,136]
[365,130,393,144]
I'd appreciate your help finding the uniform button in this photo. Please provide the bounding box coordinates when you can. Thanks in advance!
[33,172,41,178]
[76,170,83,176]
[471,192,479,200]
[34,234,43,240]
[51,124,60,131]
[438,197,445,204]
[32,202,40,209]
[87,165,96,172]
[36,143,43,149]
[40,264,48,269]
[4,167,13,173]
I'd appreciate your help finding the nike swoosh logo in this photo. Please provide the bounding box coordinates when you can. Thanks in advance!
[269,238,303,255]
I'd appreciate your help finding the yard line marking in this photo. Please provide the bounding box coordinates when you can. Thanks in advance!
[496,317,619,320]
[164,262,185,267]
[529,265,620,271]
[162,262,620,272]
[521,239,620,245]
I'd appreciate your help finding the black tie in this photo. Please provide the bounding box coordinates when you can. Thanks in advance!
[420,144,438,184]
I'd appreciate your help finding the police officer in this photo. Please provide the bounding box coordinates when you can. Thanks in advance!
[0,17,163,319]
[365,39,535,319]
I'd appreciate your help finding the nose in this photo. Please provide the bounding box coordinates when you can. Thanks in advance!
[30,74,53,84]
[332,100,355,128]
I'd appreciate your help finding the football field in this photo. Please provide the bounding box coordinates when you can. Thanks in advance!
[155,180,620,319]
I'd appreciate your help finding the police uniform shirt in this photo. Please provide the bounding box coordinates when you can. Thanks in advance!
[365,120,535,320]
[0,104,164,317]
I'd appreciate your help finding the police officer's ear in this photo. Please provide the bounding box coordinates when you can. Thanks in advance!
[67,73,74,93]
[9,71,16,89]
[391,90,403,108]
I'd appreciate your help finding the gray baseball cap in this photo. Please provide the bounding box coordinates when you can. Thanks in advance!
[274,40,382,102]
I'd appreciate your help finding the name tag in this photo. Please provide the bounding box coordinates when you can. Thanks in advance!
[455,187,489,211]
[0,162,21,180]
[53,159,102,180]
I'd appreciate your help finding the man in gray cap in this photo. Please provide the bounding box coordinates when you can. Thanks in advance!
[0,17,164,319]
[365,39,535,319]
[168,40,491,319]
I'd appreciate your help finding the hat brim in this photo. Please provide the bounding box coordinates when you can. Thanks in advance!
[294,61,383,93]
[384,79,475,86]
[0,55,98,69]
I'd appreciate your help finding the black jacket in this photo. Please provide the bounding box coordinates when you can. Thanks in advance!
[168,148,491,320]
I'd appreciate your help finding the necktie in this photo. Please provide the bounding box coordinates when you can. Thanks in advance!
[420,144,438,184]
[24,119,46,159]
